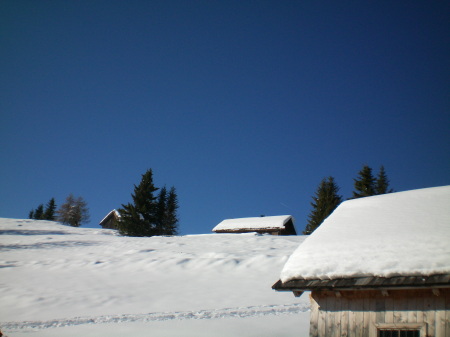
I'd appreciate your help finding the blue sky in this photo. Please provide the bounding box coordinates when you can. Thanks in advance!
[1,1,449,234]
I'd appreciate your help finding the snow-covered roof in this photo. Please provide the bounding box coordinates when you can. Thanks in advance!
[213,215,295,233]
[99,209,121,225]
[280,186,450,283]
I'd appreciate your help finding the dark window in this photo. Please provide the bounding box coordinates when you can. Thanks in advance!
[379,330,420,337]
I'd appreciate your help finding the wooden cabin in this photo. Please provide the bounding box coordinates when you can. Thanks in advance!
[273,186,450,337]
[212,215,297,235]
[99,209,121,229]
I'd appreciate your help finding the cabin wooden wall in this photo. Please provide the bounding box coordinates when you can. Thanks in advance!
[309,288,450,337]
[101,216,119,229]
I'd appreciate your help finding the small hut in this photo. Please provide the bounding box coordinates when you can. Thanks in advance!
[212,215,297,235]
[273,186,450,337]
[99,209,121,230]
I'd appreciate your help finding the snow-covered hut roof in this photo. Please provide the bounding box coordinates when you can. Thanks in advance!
[99,209,121,226]
[212,215,296,234]
[278,186,450,284]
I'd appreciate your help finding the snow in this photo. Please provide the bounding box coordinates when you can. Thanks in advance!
[212,215,294,232]
[0,218,308,336]
[280,186,450,283]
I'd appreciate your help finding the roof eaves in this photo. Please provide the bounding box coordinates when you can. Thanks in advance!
[214,227,281,233]
[273,274,450,292]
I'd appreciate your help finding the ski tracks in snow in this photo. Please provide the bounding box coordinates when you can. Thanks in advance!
[1,303,309,331]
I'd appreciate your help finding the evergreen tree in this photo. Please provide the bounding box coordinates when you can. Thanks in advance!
[164,186,179,235]
[351,165,376,199]
[375,166,393,195]
[43,198,57,220]
[303,177,342,235]
[118,169,159,237]
[155,186,167,235]
[34,204,44,220]
[57,194,90,227]
[29,209,34,219]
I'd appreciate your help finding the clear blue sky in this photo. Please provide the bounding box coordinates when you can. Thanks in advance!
[1,1,449,234]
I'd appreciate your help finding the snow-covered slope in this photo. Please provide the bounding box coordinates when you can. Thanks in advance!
[0,218,308,336]
[280,186,450,282]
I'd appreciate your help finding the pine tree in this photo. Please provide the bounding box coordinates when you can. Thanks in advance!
[375,166,393,195]
[118,169,159,237]
[351,165,376,199]
[43,198,57,220]
[57,194,90,227]
[29,209,34,219]
[303,177,342,235]
[34,204,44,220]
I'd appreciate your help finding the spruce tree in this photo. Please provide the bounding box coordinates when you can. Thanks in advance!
[43,198,57,220]
[29,210,34,219]
[351,165,376,199]
[375,166,393,195]
[155,186,167,235]
[34,204,44,220]
[57,194,90,227]
[303,177,342,235]
[118,169,159,237]
[164,187,179,235]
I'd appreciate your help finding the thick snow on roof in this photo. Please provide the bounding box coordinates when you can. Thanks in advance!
[213,215,294,232]
[280,186,450,282]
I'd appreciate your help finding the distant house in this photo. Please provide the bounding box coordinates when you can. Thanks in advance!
[99,209,121,230]
[273,186,450,337]
[212,215,297,235]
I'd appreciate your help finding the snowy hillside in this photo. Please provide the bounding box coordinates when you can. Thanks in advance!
[0,218,309,336]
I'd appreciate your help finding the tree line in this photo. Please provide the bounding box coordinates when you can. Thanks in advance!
[28,168,179,237]
[303,165,393,235]
[29,198,57,221]
[28,165,387,237]
[29,194,90,227]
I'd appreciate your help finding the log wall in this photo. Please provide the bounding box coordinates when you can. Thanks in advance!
[309,288,450,337]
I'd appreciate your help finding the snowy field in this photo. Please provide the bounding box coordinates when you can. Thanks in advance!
[0,218,309,336]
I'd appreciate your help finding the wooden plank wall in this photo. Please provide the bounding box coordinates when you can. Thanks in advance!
[309,288,450,337]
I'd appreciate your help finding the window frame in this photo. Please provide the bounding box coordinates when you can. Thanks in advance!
[375,323,426,337]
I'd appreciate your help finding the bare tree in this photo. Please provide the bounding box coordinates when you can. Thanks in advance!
[57,194,90,227]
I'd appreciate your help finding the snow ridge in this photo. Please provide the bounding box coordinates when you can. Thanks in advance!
[1,303,309,331]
